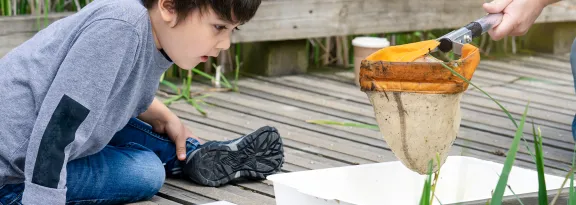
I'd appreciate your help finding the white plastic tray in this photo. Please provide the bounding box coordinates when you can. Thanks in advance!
[267,156,569,205]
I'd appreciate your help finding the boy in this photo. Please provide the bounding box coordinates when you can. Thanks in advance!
[0,0,285,204]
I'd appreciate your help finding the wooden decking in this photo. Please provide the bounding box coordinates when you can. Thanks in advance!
[135,53,576,205]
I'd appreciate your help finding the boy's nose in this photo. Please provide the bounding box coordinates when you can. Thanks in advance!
[216,38,231,50]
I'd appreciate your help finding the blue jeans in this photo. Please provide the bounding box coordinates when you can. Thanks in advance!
[572,38,576,142]
[0,118,200,205]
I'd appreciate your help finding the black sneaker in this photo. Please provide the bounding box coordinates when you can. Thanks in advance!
[184,126,284,187]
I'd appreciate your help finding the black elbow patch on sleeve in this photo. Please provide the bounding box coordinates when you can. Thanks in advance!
[32,95,89,188]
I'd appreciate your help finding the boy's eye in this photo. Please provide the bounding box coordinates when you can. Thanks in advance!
[214,25,227,31]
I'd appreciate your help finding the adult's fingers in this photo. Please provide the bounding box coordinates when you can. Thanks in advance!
[483,0,513,13]
[488,13,516,40]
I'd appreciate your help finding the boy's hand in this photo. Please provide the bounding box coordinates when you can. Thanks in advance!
[483,0,556,41]
[164,115,204,161]
[153,114,204,161]
[138,98,204,161]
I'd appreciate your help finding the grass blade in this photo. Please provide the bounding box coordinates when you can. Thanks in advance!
[567,143,576,205]
[314,40,320,66]
[44,0,48,27]
[220,73,233,89]
[550,165,576,205]
[506,185,525,205]
[181,78,187,97]
[234,54,240,91]
[160,80,180,94]
[192,67,217,81]
[419,160,433,205]
[19,0,26,16]
[306,120,379,130]
[185,70,192,99]
[1,0,6,16]
[195,94,211,100]
[207,65,234,89]
[56,0,65,12]
[433,195,443,205]
[570,170,575,205]
[531,123,547,205]
[430,153,441,205]
[494,172,525,205]
[490,102,530,205]
[438,61,535,160]
[188,99,207,116]
[570,148,576,205]
[6,0,12,16]
[438,62,516,127]
[163,95,182,105]
[516,76,558,85]
[552,145,576,205]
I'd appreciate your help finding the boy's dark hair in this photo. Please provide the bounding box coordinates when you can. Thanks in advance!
[143,0,261,25]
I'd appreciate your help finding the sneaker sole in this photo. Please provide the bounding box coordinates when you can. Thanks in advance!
[187,126,284,187]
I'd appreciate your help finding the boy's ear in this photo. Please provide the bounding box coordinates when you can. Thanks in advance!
[157,0,178,27]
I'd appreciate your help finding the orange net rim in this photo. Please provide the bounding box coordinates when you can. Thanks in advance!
[358,42,481,94]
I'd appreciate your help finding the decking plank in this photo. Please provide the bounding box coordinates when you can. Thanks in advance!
[166,179,273,205]
[308,70,575,116]
[508,56,573,72]
[168,102,384,164]
[235,75,574,155]
[471,77,576,101]
[314,68,576,118]
[473,69,575,94]
[150,196,182,205]
[229,181,276,198]
[156,184,214,205]
[303,72,575,136]
[479,61,574,83]
[241,79,573,165]
[189,86,570,173]
[533,53,572,62]
[470,86,576,112]
[182,119,350,170]
[274,73,574,128]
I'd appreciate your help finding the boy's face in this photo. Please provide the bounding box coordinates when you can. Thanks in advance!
[151,1,240,70]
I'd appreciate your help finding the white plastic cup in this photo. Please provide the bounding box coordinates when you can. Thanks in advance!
[352,37,390,86]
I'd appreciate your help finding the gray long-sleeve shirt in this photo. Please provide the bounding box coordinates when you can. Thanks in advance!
[0,0,173,203]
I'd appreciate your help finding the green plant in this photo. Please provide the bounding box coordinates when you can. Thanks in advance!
[206,63,232,89]
[532,123,547,205]
[570,145,576,205]
[490,102,529,205]
[419,160,434,205]
[162,67,209,116]
[430,154,443,205]
[234,54,240,92]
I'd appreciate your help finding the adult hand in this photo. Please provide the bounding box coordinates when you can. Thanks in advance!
[483,0,557,41]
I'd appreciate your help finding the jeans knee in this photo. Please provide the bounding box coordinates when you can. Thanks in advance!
[139,151,165,197]
[124,146,165,200]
